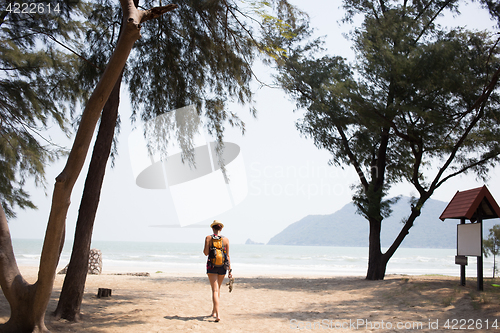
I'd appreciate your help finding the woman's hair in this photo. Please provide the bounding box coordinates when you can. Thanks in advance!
[212,224,223,231]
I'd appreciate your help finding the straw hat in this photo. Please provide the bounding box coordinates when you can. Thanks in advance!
[210,220,224,228]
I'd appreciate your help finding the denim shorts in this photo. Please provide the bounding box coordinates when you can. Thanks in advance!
[207,265,227,275]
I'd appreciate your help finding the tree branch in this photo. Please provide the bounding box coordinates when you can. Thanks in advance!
[410,143,426,195]
[429,65,500,193]
[337,124,370,190]
[28,28,104,72]
[436,151,500,188]
[140,4,178,23]
[414,0,455,44]
[383,201,422,262]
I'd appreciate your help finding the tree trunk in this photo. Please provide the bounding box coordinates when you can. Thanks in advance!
[366,217,387,280]
[0,2,176,331]
[366,197,426,281]
[53,72,122,322]
[0,204,45,332]
[494,254,496,279]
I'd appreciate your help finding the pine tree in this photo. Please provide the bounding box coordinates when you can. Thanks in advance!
[264,0,500,279]
[484,225,500,278]
[0,1,177,331]
[54,0,302,322]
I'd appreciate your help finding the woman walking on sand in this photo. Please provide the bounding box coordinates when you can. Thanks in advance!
[204,220,232,322]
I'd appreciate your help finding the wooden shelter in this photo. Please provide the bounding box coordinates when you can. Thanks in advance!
[440,186,500,291]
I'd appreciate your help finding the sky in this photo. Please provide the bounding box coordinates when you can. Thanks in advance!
[8,0,500,245]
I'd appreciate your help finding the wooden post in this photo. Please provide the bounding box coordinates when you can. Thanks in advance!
[478,212,484,291]
[97,288,112,298]
[460,218,466,286]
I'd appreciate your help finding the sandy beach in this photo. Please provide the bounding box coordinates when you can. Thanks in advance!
[1,267,500,332]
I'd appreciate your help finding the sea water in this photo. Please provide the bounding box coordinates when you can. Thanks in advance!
[10,239,494,277]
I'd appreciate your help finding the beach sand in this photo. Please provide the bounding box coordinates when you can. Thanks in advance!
[1,267,500,332]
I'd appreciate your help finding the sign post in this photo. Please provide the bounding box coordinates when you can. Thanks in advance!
[459,218,466,286]
[478,212,484,291]
[440,186,500,292]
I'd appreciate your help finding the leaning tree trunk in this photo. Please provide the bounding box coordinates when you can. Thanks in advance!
[0,2,177,331]
[53,72,122,321]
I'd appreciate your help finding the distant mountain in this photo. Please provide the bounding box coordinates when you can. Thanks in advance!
[268,197,499,248]
[245,239,264,245]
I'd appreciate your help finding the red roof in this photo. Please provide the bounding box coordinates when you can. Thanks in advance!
[439,186,500,221]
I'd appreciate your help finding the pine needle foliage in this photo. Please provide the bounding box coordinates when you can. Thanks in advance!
[0,0,86,217]
[77,0,300,163]
[127,0,257,151]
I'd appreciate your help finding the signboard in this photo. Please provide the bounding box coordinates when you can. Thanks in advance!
[455,255,468,265]
[457,223,482,256]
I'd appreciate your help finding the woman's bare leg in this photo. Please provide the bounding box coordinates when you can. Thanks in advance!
[217,274,225,298]
[208,273,221,321]
[215,274,226,321]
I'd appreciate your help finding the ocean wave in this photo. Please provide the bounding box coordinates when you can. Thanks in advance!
[11,240,496,278]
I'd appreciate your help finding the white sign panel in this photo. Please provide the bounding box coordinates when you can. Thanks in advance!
[457,223,482,257]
